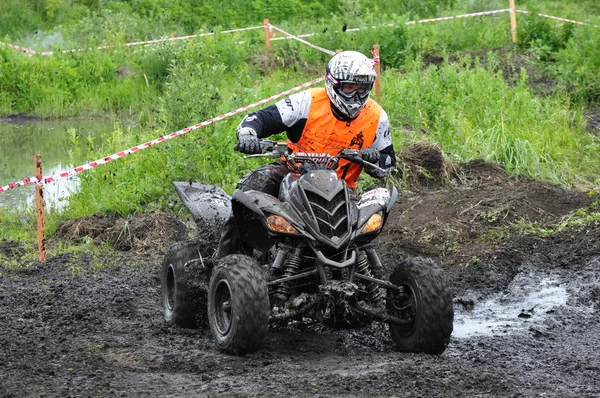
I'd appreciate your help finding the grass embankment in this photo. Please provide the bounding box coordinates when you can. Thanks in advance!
[1,0,600,246]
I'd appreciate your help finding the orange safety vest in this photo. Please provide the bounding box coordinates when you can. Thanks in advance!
[287,87,382,188]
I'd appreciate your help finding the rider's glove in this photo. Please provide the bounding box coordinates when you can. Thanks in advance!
[360,147,380,164]
[364,163,386,179]
[236,127,261,154]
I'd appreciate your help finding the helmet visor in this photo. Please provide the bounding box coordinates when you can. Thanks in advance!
[338,81,373,100]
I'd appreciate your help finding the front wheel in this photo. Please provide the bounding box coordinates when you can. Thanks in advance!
[208,254,270,355]
[387,257,454,355]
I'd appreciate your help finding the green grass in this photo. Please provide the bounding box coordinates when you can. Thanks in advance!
[1,0,600,245]
[381,53,600,185]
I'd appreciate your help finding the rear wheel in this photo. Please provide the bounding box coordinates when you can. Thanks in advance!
[387,257,454,355]
[208,254,270,355]
[161,240,211,328]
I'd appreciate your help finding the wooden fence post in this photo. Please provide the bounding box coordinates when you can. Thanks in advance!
[509,0,518,43]
[264,19,271,49]
[34,154,47,262]
[372,44,381,99]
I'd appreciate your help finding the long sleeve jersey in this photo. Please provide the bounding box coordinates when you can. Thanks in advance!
[237,88,395,186]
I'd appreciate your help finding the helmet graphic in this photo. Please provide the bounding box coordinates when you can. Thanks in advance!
[325,50,376,119]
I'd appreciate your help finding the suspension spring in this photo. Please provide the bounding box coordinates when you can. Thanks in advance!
[274,250,303,301]
[356,251,383,302]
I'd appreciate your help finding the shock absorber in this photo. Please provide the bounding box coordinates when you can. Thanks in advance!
[356,251,383,302]
[274,247,303,302]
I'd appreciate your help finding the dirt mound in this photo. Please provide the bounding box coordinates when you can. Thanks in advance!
[395,141,451,188]
[55,211,189,252]
[0,239,25,258]
[380,140,591,267]
[379,175,591,264]
[395,141,509,189]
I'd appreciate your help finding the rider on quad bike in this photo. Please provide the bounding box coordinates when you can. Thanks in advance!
[217,50,396,258]
[162,50,454,356]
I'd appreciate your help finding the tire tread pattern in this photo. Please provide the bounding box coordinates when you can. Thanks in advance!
[388,257,454,355]
[208,254,269,355]
[161,239,210,328]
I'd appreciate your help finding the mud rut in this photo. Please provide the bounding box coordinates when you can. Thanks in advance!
[2,170,600,397]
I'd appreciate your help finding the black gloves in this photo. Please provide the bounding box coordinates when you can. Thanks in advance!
[361,148,389,178]
[364,163,386,178]
[360,147,380,164]
[237,128,261,154]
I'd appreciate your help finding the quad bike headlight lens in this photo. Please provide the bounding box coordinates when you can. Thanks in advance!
[266,215,300,234]
[361,213,383,234]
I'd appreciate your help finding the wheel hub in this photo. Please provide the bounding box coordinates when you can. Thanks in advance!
[166,264,176,311]
[214,280,233,335]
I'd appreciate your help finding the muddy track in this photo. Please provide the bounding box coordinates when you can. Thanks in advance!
[1,164,600,397]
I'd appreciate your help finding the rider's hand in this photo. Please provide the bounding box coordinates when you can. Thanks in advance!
[364,163,386,179]
[237,128,261,154]
[360,147,380,164]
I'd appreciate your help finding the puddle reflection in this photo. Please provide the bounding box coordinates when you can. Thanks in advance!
[453,278,568,338]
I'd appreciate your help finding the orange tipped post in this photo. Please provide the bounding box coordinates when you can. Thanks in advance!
[34,154,47,262]
[509,0,518,43]
[372,45,381,99]
[264,19,271,49]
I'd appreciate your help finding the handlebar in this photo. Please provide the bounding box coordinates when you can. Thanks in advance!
[240,140,389,176]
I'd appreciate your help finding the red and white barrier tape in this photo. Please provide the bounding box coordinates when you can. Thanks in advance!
[0,76,325,193]
[456,9,511,19]
[272,9,512,41]
[35,26,263,56]
[271,33,317,41]
[370,49,380,65]
[0,41,36,55]
[269,25,337,56]
[264,20,275,37]
[409,9,511,25]
[6,9,599,57]
[515,10,600,28]
[269,8,598,42]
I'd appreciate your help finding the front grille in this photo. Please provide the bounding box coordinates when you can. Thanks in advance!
[305,191,348,238]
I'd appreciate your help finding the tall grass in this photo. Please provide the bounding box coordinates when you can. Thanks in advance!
[1,0,600,242]
[381,53,600,185]
[54,60,320,231]
[0,45,159,118]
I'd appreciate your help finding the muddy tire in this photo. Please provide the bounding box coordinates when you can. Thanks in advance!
[208,254,269,355]
[161,240,211,328]
[387,257,454,355]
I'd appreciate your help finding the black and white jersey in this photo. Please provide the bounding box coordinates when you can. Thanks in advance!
[237,89,395,170]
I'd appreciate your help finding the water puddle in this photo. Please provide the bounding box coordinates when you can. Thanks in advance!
[0,118,131,212]
[453,277,568,338]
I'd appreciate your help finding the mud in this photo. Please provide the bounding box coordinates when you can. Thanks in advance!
[1,154,600,397]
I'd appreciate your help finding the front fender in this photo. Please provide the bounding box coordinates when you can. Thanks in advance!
[354,186,398,241]
[232,189,309,251]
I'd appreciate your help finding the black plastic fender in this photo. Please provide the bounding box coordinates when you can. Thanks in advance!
[232,189,310,252]
[173,182,231,241]
[355,186,398,240]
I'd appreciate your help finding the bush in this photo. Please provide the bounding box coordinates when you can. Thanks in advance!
[517,12,574,61]
[553,25,600,103]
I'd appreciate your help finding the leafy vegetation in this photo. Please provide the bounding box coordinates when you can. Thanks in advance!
[1,0,600,243]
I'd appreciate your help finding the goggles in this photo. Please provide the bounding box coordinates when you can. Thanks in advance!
[337,81,373,100]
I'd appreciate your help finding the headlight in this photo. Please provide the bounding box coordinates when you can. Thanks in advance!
[361,213,383,233]
[266,215,300,234]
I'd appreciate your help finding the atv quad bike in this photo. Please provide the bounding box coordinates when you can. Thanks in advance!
[161,140,454,355]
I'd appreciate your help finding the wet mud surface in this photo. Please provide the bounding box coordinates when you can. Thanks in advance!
[1,157,600,397]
